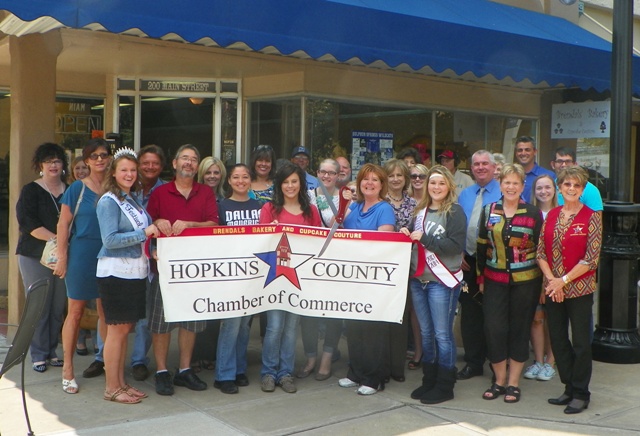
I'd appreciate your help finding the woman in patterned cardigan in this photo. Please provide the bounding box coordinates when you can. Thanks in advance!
[537,166,602,415]
[477,163,543,404]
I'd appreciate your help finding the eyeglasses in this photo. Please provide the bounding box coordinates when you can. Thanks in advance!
[89,152,110,161]
[318,170,337,176]
[554,159,574,165]
[178,155,199,164]
[43,159,63,166]
[410,174,427,180]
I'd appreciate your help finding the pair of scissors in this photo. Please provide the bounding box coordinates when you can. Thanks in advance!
[317,186,351,257]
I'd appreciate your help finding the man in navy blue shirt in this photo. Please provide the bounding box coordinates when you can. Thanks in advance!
[456,150,502,380]
[515,136,554,203]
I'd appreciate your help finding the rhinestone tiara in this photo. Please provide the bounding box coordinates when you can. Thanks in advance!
[113,147,137,160]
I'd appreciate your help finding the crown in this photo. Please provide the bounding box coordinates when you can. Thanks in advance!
[113,147,137,160]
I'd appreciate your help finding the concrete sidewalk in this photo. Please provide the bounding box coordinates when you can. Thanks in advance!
[1,324,639,436]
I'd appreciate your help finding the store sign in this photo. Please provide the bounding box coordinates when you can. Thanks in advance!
[551,101,610,139]
[55,102,102,134]
[139,80,216,93]
[156,225,411,323]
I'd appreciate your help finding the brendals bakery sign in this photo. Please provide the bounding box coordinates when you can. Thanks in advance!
[551,101,610,139]
[156,225,412,323]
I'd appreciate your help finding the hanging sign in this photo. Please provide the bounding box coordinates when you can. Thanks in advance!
[551,101,610,139]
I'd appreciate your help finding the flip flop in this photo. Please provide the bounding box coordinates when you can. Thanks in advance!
[48,358,64,367]
[124,384,148,399]
[104,387,141,404]
[62,378,79,394]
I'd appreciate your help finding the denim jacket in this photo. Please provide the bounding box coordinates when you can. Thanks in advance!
[96,193,151,259]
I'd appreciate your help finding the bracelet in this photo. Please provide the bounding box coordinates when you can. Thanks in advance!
[562,275,571,284]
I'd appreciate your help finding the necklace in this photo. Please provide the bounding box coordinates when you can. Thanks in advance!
[87,175,102,193]
[387,193,403,202]
[41,179,61,218]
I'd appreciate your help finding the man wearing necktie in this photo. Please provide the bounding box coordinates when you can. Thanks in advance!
[456,150,501,380]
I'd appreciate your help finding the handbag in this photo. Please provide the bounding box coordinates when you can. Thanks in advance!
[79,307,99,330]
[40,183,85,270]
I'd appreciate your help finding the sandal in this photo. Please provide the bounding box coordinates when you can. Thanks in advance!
[48,358,64,367]
[190,361,202,373]
[504,385,521,403]
[124,384,148,399]
[62,378,79,394]
[104,387,141,404]
[407,355,423,370]
[200,360,215,370]
[33,362,47,373]
[482,383,506,400]
[76,345,89,356]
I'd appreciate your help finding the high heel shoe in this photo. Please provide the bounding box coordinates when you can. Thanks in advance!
[408,354,423,370]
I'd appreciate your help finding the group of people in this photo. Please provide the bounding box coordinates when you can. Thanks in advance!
[451,138,602,415]
[16,136,601,412]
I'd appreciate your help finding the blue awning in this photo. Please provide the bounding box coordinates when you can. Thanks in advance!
[1,0,637,94]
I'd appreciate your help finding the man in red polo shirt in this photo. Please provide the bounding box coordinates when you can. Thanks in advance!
[147,144,218,396]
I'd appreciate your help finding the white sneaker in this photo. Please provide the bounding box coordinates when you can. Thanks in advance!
[523,361,543,379]
[338,378,358,388]
[357,385,378,395]
[536,363,557,381]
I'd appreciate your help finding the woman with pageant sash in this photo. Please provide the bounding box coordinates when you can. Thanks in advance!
[96,148,158,404]
[401,165,466,404]
[537,166,602,415]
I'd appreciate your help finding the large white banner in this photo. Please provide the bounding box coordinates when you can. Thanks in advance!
[156,224,412,323]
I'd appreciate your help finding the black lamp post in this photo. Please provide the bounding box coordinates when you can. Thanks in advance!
[592,0,640,363]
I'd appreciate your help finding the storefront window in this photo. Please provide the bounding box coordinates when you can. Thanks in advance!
[116,78,240,171]
[141,97,214,163]
[249,96,538,175]
[55,96,105,157]
[249,99,302,161]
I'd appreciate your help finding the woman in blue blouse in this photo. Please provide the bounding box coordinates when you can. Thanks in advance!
[338,163,395,395]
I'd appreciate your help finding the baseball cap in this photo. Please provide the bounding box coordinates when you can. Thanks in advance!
[437,150,455,160]
[291,146,310,158]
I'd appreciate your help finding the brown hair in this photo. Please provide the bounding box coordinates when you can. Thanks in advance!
[354,163,388,202]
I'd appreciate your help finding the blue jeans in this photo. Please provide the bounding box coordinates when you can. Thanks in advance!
[261,310,299,381]
[216,315,251,381]
[410,278,461,370]
[130,318,151,367]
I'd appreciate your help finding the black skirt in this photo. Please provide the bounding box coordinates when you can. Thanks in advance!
[98,276,146,325]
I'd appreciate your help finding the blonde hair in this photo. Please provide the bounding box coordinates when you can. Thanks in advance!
[498,163,525,184]
[415,165,457,215]
[198,156,227,198]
